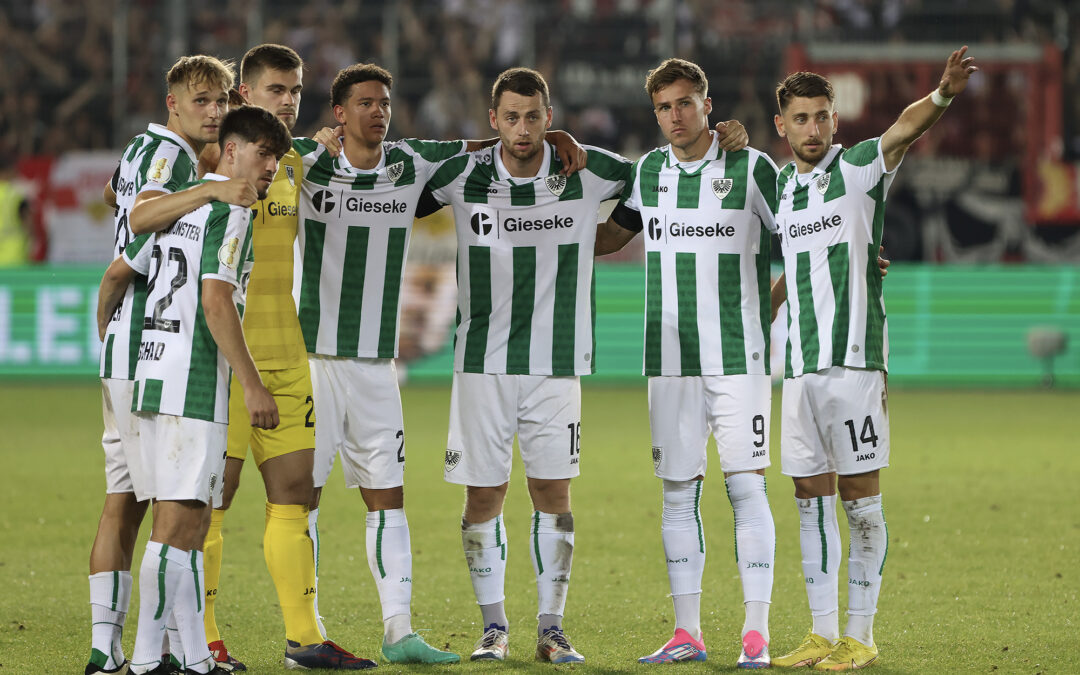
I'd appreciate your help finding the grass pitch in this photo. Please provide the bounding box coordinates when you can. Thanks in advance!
[0,382,1076,673]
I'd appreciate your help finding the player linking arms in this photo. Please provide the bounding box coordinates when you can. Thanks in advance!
[769,47,977,671]
[88,54,236,675]
[98,106,289,675]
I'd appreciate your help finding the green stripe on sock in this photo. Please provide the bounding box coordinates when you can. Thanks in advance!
[154,545,169,620]
[817,497,827,574]
[190,551,202,613]
[496,516,505,561]
[376,510,387,578]
[110,570,119,611]
[532,511,544,574]
[694,481,704,554]
[879,514,889,576]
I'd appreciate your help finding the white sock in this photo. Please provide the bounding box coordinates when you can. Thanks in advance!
[726,473,774,641]
[670,594,701,640]
[174,550,214,673]
[797,495,841,642]
[129,543,189,674]
[529,511,574,619]
[661,480,705,637]
[308,507,326,639]
[89,570,132,669]
[164,613,181,668]
[842,495,887,646]
[365,509,413,639]
[462,515,508,619]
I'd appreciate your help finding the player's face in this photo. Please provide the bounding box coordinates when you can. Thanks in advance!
[168,82,230,146]
[334,80,391,148]
[241,67,303,131]
[231,139,280,200]
[489,92,552,164]
[775,95,838,168]
[651,79,712,150]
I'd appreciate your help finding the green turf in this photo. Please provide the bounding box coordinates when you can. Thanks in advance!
[0,382,1076,673]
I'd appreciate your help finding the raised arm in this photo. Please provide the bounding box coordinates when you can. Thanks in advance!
[880,46,977,172]
[201,278,279,429]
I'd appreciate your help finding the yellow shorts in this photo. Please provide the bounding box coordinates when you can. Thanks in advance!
[227,364,315,465]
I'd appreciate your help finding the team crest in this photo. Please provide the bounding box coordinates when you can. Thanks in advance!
[652,446,663,470]
[816,173,831,195]
[148,157,171,184]
[711,178,733,200]
[285,164,295,187]
[218,237,240,270]
[545,174,566,197]
[445,449,462,471]
[386,161,405,183]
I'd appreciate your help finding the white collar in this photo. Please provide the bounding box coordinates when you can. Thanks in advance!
[492,140,552,181]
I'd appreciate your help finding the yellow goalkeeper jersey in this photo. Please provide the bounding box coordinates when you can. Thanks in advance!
[243,148,307,370]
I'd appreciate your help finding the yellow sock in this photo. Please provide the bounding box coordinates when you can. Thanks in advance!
[203,508,225,644]
[265,502,322,646]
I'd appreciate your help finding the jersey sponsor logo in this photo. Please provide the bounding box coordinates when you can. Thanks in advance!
[652,445,662,469]
[816,173,831,195]
[148,157,172,184]
[545,174,566,197]
[218,236,241,269]
[386,161,405,183]
[646,215,735,240]
[312,189,336,213]
[503,214,574,232]
[470,212,493,235]
[310,189,408,215]
[266,201,298,217]
[711,177,733,200]
[651,185,668,193]
[285,164,295,187]
[445,449,462,471]
[786,214,843,239]
[647,217,663,240]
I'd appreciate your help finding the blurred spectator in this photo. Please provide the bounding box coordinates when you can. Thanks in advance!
[0,158,31,266]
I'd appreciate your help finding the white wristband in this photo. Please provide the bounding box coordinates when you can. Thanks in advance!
[930,89,953,107]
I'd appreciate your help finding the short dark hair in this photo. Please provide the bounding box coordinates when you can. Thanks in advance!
[645,58,707,99]
[491,67,550,111]
[218,105,292,158]
[241,44,303,85]
[330,64,393,108]
[775,72,835,112]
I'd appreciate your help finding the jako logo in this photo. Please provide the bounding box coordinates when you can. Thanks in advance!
[312,189,336,214]
[470,212,492,235]
[647,217,663,240]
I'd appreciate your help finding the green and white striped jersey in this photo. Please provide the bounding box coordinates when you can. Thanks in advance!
[294,137,465,358]
[128,174,254,423]
[622,135,779,376]
[99,124,199,380]
[774,140,897,378]
[429,142,631,376]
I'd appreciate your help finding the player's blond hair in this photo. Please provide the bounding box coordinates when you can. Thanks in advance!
[166,55,235,93]
[645,58,708,99]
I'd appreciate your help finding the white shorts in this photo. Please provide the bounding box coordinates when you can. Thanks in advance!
[100,378,145,495]
[445,372,581,487]
[648,374,772,480]
[136,412,227,506]
[781,366,890,477]
[309,355,404,490]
